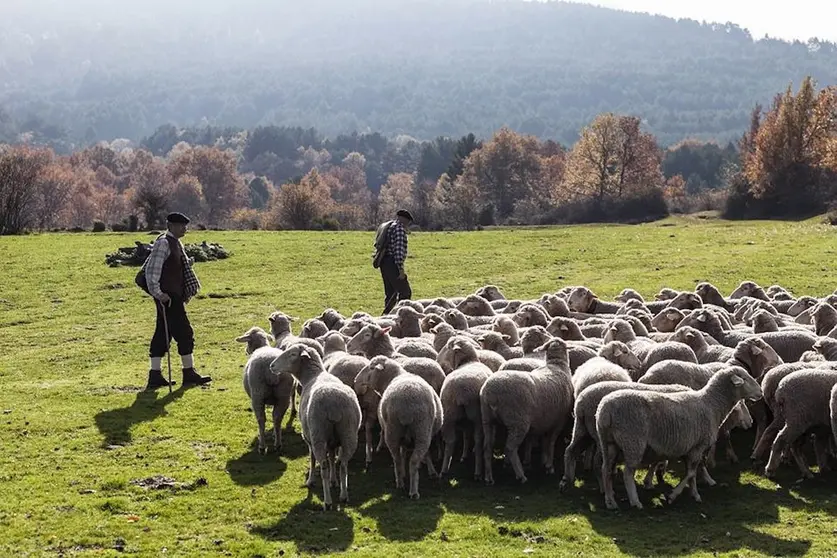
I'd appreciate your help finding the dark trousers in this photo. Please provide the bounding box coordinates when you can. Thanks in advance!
[380,256,412,315]
[149,294,195,358]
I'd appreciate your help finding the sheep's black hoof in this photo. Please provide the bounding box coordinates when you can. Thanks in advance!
[558,479,570,493]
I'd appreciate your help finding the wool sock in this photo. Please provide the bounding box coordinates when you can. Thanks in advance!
[150,357,162,371]
[181,354,194,369]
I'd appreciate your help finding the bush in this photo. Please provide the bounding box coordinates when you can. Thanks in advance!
[541,189,669,225]
[127,215,139,232]
[227,208,262,230]
[311,216,341,231]
[92,221,107,232]
[111,223,128,232]
[69,226,85,233]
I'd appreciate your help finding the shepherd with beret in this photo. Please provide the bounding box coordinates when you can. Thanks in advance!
[372,208,414,315]
[141,212,211,390]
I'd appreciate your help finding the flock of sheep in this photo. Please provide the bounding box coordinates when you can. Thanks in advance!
[232,281,837,510]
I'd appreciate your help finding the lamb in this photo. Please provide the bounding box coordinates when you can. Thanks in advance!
[811,302,837,336]
[560,381,691,493]
[671,326,734,363]
[567,286,623,314]
[481,338,574,484]
[270,343,361,509]
[764,368,837,479]
[512,303,551,328]
[301,318,329,339]
[492,316,521,345]
[318,308,347,331]
[235,327,297,454]
[346,324,446,393]
[443,308,470,330]
[596,366,762,509]
[615,288,645,303]
[729,280,769,301]
[438,337,493,480]
[477,331,523,360]
[651,308,686,333]
[571,341,637,397]
[695,282,735,312]
[354,355,442,499]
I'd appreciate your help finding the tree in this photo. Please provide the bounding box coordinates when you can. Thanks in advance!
[168,145,247,225]
[417,137,457,184]
[378,173,416,219]
[128,154,173,229]
[266,169,334,229]
[34,160,75,230]
[432,172,482,230]
[446,133,482,181]
[562,113,663,205]
[170,175,208,223]
[0,145,52,234]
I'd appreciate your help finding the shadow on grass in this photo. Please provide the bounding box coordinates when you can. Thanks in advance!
[93,386,189,447]
[251,492,354,554]
[360,493,445,542]
[224,434,308,486]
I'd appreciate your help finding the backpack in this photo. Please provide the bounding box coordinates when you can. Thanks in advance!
[135,234,174,295]
[371,220,394,269]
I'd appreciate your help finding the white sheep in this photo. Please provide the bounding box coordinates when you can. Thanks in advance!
[270,343,361,510]
[571,341,638,397]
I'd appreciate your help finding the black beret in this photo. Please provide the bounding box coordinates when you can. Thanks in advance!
[166,212,190,224]
[396,209,414,222]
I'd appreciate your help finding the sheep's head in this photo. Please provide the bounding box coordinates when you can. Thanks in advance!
[353,356,389,397]
[751,309,778,331]
[396,305,424,323]
[421,313,445,333]
[322,331,348,353]
[734,338,782,377]
[766,285,789,297]
[626,309,653,332]
[604,319,635,343]
[430,321,454,336]
[615,288,644,303]
[475,285,505,301]
[539,295,569,317]
[456,294,493,316]
[235,326,273,355]
[532,338,570,372]
[599,341,641,375]
[655,288,679,301]
[301,318,328,339]
[476,331,511,351]
[668,292,703,311]
[546,317,581,340]
[513,304,548,327]
[520,326,552,354]
[677,308,717,334]
[502,300,523,314]
[438,336,479,371]
[617,298,646,314]
[492,316,519,341]
[318,308,345,329]
[339,318,369,337]
[430,297,453,309]
[269,343,322,383]
[268,311,297,337]
[718,365,762,402]
[567,287,596,313]
[670,325,702,348]
[811,302,836,322]
[813,337,837,360]
[443,308,469,330]
[346,324,391,356]
[695,282,726,306]
[652,308,685,333]
[730,280,764,300]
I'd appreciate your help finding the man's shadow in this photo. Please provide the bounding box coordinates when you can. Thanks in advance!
[94,386,190,447]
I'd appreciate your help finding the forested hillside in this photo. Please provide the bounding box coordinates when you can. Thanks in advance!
[2,0,836,149]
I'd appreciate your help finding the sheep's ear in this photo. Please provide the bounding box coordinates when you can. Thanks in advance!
[378,326,392,337]
[666,311,679,319]
[559,325,569,332]
[697,314,707,322]
[685,332,695,340]
[300,347,312,360]
[609,326,618,332]
[751,345,763,356]
[235,334,250,342]
[374,363,385,371]
[501,334,511,342]
[268,315,276,323]
[612,346,623,356]
[430,325,440,333]
[452,341,463,351]
[730,374,745,386]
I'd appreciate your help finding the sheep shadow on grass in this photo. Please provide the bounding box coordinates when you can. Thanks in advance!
[575,463,815,557]
[251,492,354,554]
[93,386,188,447]
[224,433,308,486]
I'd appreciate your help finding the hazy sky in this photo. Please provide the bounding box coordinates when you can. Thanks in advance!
[574,0,836,42]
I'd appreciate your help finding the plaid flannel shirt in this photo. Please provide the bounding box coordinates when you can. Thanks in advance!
[145,232,201,302]
[385,220,408,270]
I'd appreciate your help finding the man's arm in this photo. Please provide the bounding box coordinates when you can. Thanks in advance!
[145,236,170,300]
[389,225,408,272]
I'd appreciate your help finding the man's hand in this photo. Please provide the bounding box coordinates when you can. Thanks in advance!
[398,269,407,280]
[156,292,171,306]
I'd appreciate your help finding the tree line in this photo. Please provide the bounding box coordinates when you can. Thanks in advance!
[2,78,834,235]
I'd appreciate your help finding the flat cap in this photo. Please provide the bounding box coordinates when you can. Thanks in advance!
[396,209,414,222]
[166,212,190,224]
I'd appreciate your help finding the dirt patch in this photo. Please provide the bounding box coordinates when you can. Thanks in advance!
[130,475,208,492]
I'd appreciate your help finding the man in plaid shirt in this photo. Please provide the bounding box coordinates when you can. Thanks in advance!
[142,212,211,390]
[379,209,414,314]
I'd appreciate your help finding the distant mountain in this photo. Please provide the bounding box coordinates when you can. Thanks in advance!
[1,0,835,147]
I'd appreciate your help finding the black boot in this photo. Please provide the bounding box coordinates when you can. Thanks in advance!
[182,367,211,386]
[146,369,176,390]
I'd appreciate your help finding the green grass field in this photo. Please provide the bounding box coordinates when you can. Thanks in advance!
[2,215,837,557]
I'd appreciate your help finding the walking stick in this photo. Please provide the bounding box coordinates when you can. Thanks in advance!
[159,299,173,394]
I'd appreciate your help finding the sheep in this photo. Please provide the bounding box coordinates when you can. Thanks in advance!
[394,340,439,360]
[567,286,623,314]
[695,282,735,312]
[539,294,571,317]
[521,326,553,355]
[456,294,496,317]
[666,292,704,312]
[626,309,654,333]
[616,298,647,315]
[235,328,297,454]
[730,280,769,301]
[395,306,432,338]
[476,331,523,360]
[811,302,837,336]
[268,311,326,357]
[270,343,361,509]
[560,381,692,493]
[318,308,347,331]
[346,323,446,393]
[651,308,686,333]
[354,355,443,499]
[571,341,636,397]
[596,366,762,509]
[615,288,645,303]
[320,333,370,388]
[301,318,329,339]
[831,384,837,451]
[475,285,506,301]
[438,337,493,480]
[752,309,780,333]
[420,313,446,333]
[443,308,470,330]
[492,316,521,345]
[764,368,837,479]
[546,317,602,348]
[671,326,734,363]
[603,319,655,361]
[513,303,551,328]
[655,287,681,301]
[784,296,818,317]
[637,341,699,379]
[394,299,425,313]
[568,344,599,372]
[434,324,505,373]
[481,338,574,484]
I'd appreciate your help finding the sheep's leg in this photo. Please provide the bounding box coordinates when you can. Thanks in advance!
[472,421,484,481]
[504,426,530,483]
[329,452,338,487]
[314,443,332,510]
[722,429,739,464]
[460,428,471,463]
[253,401,268,454]
[483,421,496,485]
[765,424,798,478]
[582,447,595,471]
[601,443,619,510]
[667,455,699,504]
[593,447,605,493]
[814,435,831,473]
[305,446,317,488]
[339,456,350,503]
[364,415,376,468]
[441,424,457,476]
[748,399,769,453]
[706,442,717,469]
[642,463,659,490]
[273,399,289,452]
[789,443,815,479]
[410,437,433,499]
[542,428,561,475]
[560,429,591,492]
[425,453,439,479]
[622,466,643,510]
[286,382,298,429]
[522,436,533,469]
[752,415,784,463]
[698,463,716,486]
[386,430,405,490]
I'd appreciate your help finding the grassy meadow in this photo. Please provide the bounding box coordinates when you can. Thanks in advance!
[2,215,837,557]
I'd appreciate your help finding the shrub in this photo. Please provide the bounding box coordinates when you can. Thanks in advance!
[111,223,128,232]
[127,215,139,232]
[92,221,107,232]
